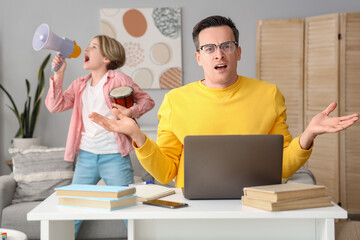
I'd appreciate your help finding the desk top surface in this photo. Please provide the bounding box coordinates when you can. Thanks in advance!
[27,188,347,221]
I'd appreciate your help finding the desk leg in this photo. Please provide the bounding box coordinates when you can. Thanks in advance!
[41,220,74,240]
[128,219,135,240]
[316,218,335,240]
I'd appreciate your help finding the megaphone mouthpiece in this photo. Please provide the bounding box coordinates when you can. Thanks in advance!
[69,41,81,59]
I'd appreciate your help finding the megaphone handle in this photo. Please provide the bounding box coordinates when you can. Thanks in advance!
[52,61,63,72]
[51,53,65,72]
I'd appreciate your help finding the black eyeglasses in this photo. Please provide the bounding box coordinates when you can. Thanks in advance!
[198,41,238,55]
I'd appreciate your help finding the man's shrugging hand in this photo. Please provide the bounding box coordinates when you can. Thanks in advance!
[300,102,359,149]
[89,108,146,147]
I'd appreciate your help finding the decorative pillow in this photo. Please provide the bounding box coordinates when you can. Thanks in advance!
[9,147,74,203]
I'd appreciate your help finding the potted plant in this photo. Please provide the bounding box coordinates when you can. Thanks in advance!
[0,54,51,149]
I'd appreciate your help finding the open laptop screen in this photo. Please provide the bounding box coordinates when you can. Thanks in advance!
[184,135,283,199]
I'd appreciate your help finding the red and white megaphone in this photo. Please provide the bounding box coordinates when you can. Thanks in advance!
[32,23,81,72]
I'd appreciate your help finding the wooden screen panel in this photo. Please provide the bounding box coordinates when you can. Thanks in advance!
[256,19,304,138]
[340,12,360,213]
[305,111,340,202]
[304,13,340,111]
[341,124,360,213]
[304,14,340,203]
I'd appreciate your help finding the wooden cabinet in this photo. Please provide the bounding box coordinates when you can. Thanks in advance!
[256,12,360,214]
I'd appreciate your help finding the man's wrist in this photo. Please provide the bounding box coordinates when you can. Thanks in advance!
[132,130,146,148]
[299,129,316,150]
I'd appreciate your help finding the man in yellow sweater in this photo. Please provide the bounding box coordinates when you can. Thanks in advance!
[89,16,359,188]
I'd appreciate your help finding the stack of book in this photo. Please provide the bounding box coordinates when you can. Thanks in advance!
[55,184,137,211]
[242,183,333,211]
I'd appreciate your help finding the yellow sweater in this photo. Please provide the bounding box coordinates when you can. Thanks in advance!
[135,76,312,188]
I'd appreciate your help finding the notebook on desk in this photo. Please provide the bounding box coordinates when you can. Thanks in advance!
[183,135,284,200]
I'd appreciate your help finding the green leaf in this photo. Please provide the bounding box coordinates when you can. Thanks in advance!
[30,54,51,136]
[0,84,20,117]
[22,96,31,138]
[25,79,31,96]
[7,105,24,137]
[37,54,51,81]
[34,54,49,104]
[0,54,51,138]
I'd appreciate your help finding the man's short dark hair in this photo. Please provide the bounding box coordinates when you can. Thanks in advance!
[192,15,239,50]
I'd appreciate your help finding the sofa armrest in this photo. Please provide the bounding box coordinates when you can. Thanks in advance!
[130,151,154,183]
[285,166,317,185]
[0,174,16,226]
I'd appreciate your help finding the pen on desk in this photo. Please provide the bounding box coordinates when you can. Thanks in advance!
[132,180,154,185]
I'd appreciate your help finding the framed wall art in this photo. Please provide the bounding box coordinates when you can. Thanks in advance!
[100,8,182,89]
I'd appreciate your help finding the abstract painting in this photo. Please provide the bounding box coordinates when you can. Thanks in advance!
[100,8,182,89]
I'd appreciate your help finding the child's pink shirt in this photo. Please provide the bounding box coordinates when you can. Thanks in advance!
[45,70,155,162]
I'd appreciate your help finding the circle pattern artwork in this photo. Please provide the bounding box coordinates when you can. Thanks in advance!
[150,42,171,65]
[159,67,182,89]
[123,9,147,38]
[132,68,154,89]
[152,8,181,39]
[100,7,182,89]
[101,21,116,38]
[101,9,120,17]
[124,41,145,68]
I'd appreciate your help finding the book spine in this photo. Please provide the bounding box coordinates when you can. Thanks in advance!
[242,196,333,211]
[56,188,135,199]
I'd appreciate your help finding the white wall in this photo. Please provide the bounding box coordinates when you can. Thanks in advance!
[1,0,359,174]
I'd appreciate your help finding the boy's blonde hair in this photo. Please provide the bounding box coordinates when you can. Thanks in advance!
[93,35,126,70]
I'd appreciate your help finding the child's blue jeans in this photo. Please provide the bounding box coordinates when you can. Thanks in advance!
[72,150,134,237]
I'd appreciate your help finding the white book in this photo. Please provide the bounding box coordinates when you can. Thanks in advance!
[134,184,176,202]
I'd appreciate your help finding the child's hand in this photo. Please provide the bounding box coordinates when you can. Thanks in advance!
[52,54,67,75]
[111,103,132,118]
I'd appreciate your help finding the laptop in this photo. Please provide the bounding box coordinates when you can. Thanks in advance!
[183,135,283,199]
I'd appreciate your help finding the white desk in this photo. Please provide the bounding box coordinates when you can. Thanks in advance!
[27,189,347,240]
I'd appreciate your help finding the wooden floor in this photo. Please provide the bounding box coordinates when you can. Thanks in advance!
[335,220,360,240]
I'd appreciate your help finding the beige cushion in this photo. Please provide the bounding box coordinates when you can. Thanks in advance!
[9,147,73,203]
